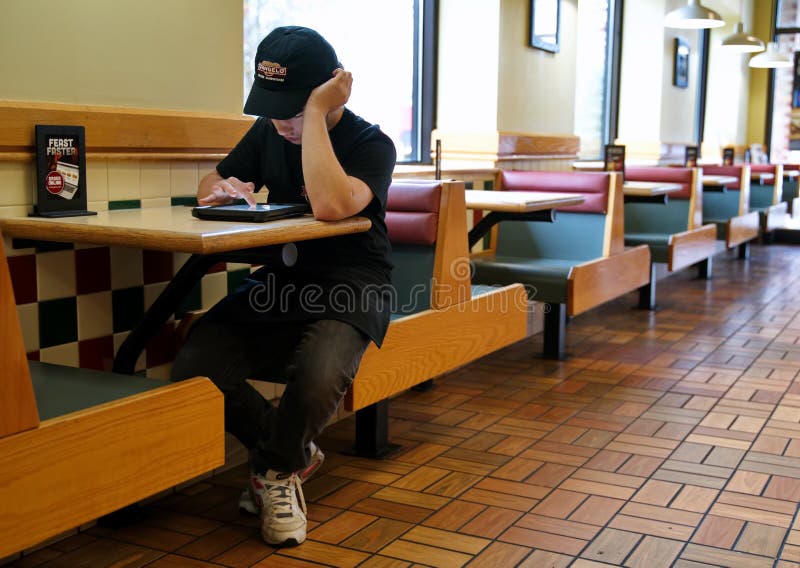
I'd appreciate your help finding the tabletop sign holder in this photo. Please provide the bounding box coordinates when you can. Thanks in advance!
[33,125,96,218]
[684,146,699,167]
[604,144,625,180]
[722,146,735,166]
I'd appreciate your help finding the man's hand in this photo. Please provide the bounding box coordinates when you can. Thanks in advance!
[198,175,257,207]
[305,68,352,116]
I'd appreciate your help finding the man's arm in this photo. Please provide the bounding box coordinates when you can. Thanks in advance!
[301,69,375,221]
[197,170,257,207]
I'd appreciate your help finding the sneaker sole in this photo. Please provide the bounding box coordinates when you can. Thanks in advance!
[262,534,306,547]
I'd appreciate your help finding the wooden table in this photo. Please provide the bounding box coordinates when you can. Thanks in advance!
[0,206,371,373]
[752,172,775,184]
[464,190,585,248]
[702,175,738,190]
[623,181,682,203]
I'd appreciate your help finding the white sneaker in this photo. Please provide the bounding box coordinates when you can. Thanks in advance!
[239,442,324,515]
[250,469,307,546]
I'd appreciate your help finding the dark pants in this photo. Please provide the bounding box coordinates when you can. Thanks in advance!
[171,318,369,474]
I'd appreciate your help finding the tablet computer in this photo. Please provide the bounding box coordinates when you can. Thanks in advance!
[192,203,309,223]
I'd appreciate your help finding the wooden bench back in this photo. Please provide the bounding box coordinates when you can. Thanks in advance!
[0,233,39,437]
[494,170,624,258]
[385,180,471,311]
[625,166,703,230]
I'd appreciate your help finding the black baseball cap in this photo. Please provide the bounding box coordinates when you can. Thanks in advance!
[244,26,339,119]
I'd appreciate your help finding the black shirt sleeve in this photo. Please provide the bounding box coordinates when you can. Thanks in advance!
[216,118,267,190]
[340,127,396,209]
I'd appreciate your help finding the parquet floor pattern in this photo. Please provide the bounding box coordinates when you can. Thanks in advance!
[9,244,800,567]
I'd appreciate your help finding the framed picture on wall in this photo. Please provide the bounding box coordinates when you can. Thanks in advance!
[673,37,690,89]
[530,0,560,53]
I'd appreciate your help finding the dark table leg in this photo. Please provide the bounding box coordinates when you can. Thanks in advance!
[468,210,555,249]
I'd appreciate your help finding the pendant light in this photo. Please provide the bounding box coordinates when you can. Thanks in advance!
[665,0,725,29]
[749,42,792,68]
[721,22,765,53]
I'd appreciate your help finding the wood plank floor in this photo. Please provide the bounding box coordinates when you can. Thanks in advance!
[8,243,800,568]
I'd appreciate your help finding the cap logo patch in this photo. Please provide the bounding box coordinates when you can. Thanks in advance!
[257,60,287,82]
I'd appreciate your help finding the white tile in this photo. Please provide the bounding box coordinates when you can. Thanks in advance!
[140,162,171,199]
[16,303,39,352]
[2,234,34,257]
[173,252,193,275]
[170,162,198,197]
[110,247,143,289]
[0,162,34,206]
[86,200,109,212]
[145,363,172,381]
[36,250,76,301]
[201,271,228,308]
[77,291,113,340]
[141,197,171,208]
[249,380,278,401]
[86,159,109,201]
[0,205,31,219]
[39,342,79,367]
[107,161,141,201]
[144,282,170,316]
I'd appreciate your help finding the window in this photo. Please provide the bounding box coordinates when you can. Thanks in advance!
[243,0,434,163]
[769,1,800,162]
[573,0,621,159]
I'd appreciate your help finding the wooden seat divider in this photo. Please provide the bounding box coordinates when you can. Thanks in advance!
[470,170,651,360]
[623,166,719,309]
[781,164,800,216]
[700,164,760,258]
[0,233,224,558]
[344,180,528,457]
[749,163,790,236]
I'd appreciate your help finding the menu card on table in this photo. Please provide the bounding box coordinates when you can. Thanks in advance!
[722,146,735,166]
[33,125,96,218]
[604,144,626,180]
[684,146,698,167]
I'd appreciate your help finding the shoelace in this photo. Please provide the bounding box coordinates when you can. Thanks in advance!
[265,474,307,519]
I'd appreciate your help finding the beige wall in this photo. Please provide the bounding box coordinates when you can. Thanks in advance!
[660,0,700,145]
[497,0,577,134]
[0,0,242,114]
[747,0,774,146]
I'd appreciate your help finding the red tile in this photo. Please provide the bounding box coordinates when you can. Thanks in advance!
[146,322,178,368]
[79,336,115,371]
[143,250,174,284]
[76,247,111,294]
[8,254,37,304]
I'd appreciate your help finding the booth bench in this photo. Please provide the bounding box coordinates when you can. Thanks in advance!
[700,164,760,258]
[0,234,225,558]
[749,163,790,237]
[623,166,719,309]
[470,170,651,360]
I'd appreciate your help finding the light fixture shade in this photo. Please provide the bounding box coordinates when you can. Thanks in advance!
[749,42,792,68]
[721,22,765,53]
[665,0,725,29]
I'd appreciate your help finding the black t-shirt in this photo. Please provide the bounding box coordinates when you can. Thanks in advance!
[207,109,397,346]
